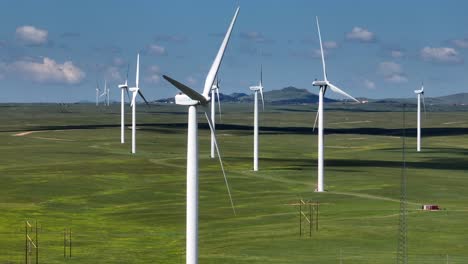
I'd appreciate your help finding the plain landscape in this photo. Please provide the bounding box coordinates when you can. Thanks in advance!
[0,101,467,263]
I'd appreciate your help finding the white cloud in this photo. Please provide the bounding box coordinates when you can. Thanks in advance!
[113,57,126,67]
[6,57,85,84]
[16,25,48,45]
[187,76,197,86]
[104,66,123,82]
[147,44,166,56]
[420,46,462,63]
[323,41,338,49]
[451,38,468,48]
[346,27,375,42]
[144,65,161,84]
[312,49,327,58]
[390,50,404,58]
[310,41,337,58]
[363,79,376,89]
[378,61,408,83]
[145,75,160,84]
[385,74,408,83]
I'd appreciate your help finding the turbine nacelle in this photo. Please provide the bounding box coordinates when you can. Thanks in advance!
[312,80,328,87]
[175,93,205,106]
[249,85,263,91]
[414,87,424,94]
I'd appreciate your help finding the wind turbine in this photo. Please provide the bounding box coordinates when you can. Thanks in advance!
[249,65,265,171]
[95,81,100,106]
[128,53,149,154]
[118,64,130,144]
[162,7,239,264]
[210,78,222,158]
[107,83,110,106]
[99,80,109,106]
[312,16,360,192]
[414,84,426,152]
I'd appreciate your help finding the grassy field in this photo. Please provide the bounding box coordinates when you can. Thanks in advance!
[0,102,467,263]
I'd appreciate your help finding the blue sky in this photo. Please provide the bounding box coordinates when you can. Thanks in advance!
[1,0,468,102]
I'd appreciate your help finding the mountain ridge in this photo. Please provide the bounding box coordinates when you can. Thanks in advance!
[156,86,468,105]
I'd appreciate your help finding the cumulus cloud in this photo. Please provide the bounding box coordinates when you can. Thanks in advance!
[4,57,85,84]
[104,66,123,82]
[147,44,167,56]
[390,50,404,58]
[363,79,376,89]
[323,41,338,49]
[187,76,197,86]
[144,65,161,84]
[314,41,339,57]
[16,25,48,45]
[420,46,462,63]
[155,34,188,43]
[451,38,468,48]
[240,31,273,44]
[346,27,376,43]
[112,57,126,67]
[378,61,408,83]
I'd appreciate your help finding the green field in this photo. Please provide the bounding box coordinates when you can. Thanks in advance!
[0,103,467,263]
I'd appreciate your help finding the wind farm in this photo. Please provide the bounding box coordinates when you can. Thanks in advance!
[0,1,468,264]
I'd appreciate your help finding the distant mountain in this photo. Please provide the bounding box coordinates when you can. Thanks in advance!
[155,88,468,105]
[155,86,340,104]
[430,93,468,105]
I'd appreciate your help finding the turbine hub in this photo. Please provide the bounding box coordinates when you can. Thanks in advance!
[312,80,328,87]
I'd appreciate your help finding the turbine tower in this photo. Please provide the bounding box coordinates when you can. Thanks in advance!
[162,7,239,264]
[210,78,221,158]
[107,84,110,106]
[414,84,426,152]
[128,53,149,154]
[95,81,100,106]
[249,66,264,171]
[118,65,130,144]
[312,16,360,192]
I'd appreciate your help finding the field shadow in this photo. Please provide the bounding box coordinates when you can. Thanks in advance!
[4,122,468,138]
[235,156,468,172]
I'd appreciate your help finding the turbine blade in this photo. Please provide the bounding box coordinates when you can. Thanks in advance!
[313,109,319,132]
[204,111,236,215]
[260,88,265,111]
[126,88,131,102]
[316,16,327,81]
[136,53,140,88]
[138,90,149,105]
[260,64,263,86]
[327,83,360,103]
[126,63,130,85]
[216,88,222,121]
[163,75,208,104]
[203,7,240,97]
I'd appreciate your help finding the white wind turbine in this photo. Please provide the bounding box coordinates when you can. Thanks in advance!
[162,7,239,264]
[210,78,222,158]
[249,65,265,171]
[312,16,360,192]
[414,83,426,152]
[99,80,109,106]
[128,53,149,154]
[118,65,130,144]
